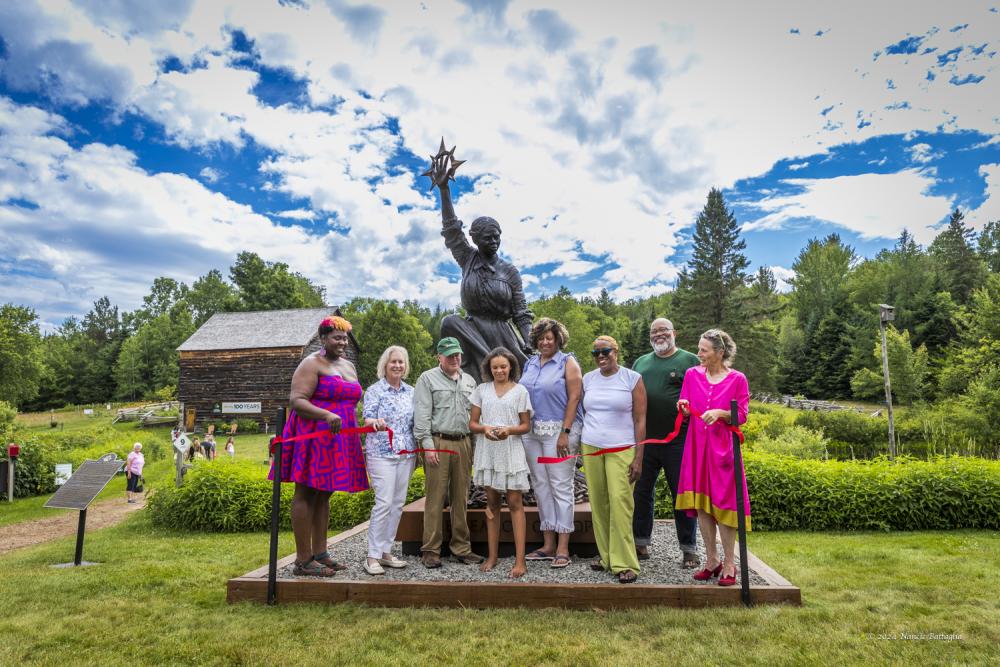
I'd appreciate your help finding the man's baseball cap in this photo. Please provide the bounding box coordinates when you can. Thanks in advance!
[436,337,463,356]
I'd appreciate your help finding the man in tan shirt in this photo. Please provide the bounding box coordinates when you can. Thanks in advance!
[413,337,483,567]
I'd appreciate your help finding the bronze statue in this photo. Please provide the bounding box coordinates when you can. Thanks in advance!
[423,139,533,381]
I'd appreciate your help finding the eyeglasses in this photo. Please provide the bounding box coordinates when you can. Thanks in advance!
[650,328,674,336]
[591,348,614,357]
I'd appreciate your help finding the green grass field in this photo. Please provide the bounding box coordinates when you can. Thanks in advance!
[0,511,996,666]
[4,409,998,665]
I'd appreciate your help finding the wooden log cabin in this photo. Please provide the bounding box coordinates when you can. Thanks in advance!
[176,307,360,430]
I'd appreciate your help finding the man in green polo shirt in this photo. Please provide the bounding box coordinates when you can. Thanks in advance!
[413,337,484,568]
[631,318,700,566]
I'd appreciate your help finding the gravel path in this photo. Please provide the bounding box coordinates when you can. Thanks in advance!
[280,522,769,586]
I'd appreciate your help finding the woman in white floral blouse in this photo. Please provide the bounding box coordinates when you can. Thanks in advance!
[361,346,417,575]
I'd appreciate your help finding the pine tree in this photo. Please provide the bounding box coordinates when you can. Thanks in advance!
[929,209,986,306]
[735,267,783,393]
[672,188,750,348]
[978,219,1000,274]
[789,234,855,334]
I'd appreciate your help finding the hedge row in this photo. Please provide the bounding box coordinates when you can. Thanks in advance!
[149,453,1000,533]
[744,452,1000,531]
[148,461,425,532]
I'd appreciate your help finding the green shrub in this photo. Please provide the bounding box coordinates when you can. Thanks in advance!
[753,425,829,459]
[743,452,1000,531]
[234,419,259,433]
[905,399,1000,459]
[149,463,427,532]
[1,440,59,497]
[0,401,15,428]
[742,408,793,443]
[794,410,884,448]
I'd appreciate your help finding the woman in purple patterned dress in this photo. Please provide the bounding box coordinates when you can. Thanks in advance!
[269,315,376,577]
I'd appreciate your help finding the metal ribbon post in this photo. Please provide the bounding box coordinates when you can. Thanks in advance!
[267,407,286,605]
[731,399,752,607]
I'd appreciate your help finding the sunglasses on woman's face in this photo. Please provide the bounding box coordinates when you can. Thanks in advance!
[591,348,614,357]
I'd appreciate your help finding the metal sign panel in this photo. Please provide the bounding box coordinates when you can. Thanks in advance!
[54,463,72,486]
[173,433,190,455]
[44,458,122,510]
[222,401,261,414]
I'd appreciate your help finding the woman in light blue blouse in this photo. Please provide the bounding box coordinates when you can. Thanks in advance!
[361,345,417,575]
[520,318,583,568]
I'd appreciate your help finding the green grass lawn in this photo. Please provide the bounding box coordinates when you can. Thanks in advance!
[0,514,996,666]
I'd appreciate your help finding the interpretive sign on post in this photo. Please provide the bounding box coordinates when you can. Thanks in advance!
[45,455,122,567]
[54,463,72,486]
[45,457,122,511]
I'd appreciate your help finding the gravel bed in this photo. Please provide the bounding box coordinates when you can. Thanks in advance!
[278,522,770,586]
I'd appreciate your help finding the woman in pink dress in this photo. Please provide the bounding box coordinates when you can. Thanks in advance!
[675,329,750,587]
[269,315,377,577]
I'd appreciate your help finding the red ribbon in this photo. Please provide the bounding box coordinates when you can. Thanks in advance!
[537,406,744,464]
[270,426,458,456]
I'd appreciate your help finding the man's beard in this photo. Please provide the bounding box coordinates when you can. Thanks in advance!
[653,340,674,355]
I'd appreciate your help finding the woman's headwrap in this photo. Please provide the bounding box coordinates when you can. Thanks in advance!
[319,315,353,332]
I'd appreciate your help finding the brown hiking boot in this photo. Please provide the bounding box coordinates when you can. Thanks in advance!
[421,552,442,569]
[451,552,485,565]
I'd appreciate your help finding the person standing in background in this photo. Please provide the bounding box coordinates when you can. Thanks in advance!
[631,318,700,567]
[125,442,144,504]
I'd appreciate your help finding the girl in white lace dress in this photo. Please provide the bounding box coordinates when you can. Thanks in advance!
[469,347,533,578]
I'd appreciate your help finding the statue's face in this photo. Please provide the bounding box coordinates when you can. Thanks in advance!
[472,228,501,258]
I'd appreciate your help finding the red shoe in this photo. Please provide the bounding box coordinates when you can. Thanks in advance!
[718,570,737,586]
[692,563,723,581]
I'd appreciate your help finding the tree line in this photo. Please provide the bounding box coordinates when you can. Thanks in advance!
[3,190,999,414]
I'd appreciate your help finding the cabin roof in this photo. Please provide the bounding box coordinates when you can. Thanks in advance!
[177,307,338,352]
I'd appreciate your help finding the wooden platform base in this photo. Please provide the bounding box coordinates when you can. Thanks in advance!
[396,498,598,557]
[227,513,801,609]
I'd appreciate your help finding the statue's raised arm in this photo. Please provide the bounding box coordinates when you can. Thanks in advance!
[424,139,471,266]
[422,138,534,380]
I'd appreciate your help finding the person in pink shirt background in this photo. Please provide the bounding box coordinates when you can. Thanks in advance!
[125,442,145,504]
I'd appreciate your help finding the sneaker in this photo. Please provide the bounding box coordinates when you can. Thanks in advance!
[421,552,442,569]
[363,558,385,575]
[451,552,485,565]
[378,555,407,569]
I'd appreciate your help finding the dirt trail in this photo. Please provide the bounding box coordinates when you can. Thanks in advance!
[0,495,146,556]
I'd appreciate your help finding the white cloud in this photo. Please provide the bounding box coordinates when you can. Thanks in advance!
[769,265,795,292]
[908,143,940,163]
[966,163,1000,232]
[273,208,317,220]
[744,169,954,244]
[550,259,601,278]
[0,1,997,317]
[198,166,223,183]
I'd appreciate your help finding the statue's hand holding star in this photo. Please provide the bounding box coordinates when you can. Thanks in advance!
[422,137,465,190]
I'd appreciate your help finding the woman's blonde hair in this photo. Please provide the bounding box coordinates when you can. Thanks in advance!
[700,329,737,367]
[376,345,411,379]
[594,335,619,350]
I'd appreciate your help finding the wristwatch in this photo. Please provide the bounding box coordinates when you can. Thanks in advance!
[562,427,571,434]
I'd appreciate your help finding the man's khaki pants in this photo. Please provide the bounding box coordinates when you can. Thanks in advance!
[421,435,473,557]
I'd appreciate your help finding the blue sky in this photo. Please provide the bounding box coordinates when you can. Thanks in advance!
[0,1,997,327]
